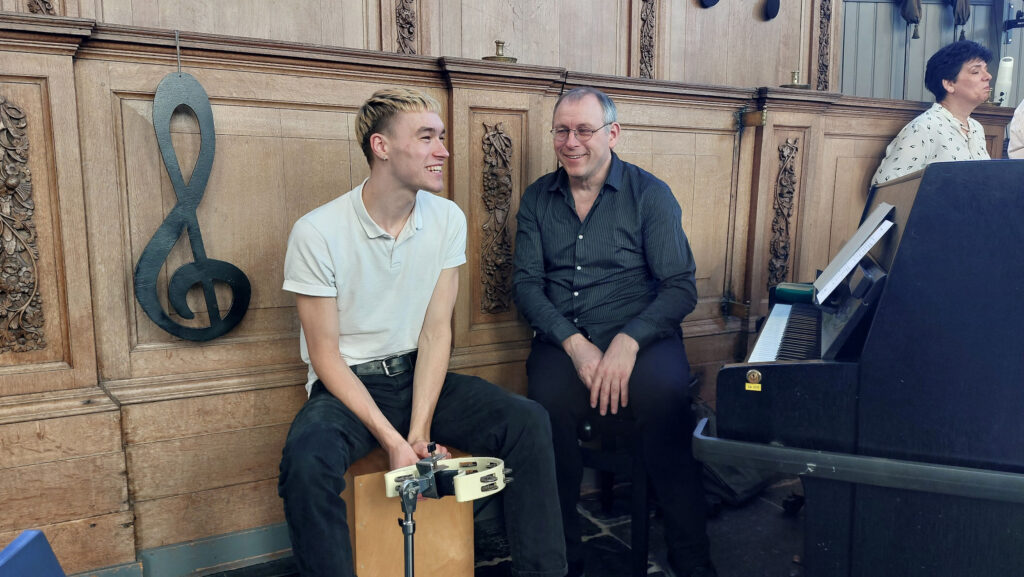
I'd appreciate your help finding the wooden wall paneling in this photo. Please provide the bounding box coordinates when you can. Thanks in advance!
[0,410,120,467]
[425,0,562,69]
[0,390,130,571]
[122,385,304,547]
[0,453,128,531]
[126,423,287,501]
[0,21,97,396]
[120,383,305,444]
[662,0,810,87]
[90,0,380,49]
[559,0,630,76]
[134,478,284,550]
[0,511,136,575]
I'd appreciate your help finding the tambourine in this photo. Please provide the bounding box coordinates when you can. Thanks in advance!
[384,457,507,502]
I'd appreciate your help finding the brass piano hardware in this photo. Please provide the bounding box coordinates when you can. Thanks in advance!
[746,370,762,384]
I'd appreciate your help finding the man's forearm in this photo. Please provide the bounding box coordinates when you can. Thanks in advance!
[620,276,697,348]
[314,357,406,451]
[514,281,580,343]
[407,328,450,442]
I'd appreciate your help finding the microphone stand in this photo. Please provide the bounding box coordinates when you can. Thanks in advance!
[389,444,511,577]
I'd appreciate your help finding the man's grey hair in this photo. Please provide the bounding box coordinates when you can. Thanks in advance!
[553,87,617,126]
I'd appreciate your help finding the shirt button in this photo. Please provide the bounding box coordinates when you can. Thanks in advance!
[573,318,578,323]
[573,291,579,297]
[578,234,583,240]
[576,265,582,271]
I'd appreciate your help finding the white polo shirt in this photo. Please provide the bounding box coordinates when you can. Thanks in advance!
[283,180,467,394]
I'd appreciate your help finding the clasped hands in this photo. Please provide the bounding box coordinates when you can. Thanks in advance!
[387,437,449,471]
[563,332,639,416]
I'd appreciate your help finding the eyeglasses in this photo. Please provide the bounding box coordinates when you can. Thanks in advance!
[550,122,612,143]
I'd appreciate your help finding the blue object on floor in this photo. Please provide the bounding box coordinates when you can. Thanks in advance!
[0,530,66,577]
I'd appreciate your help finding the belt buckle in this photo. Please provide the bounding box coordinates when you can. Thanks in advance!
[381,355,403,377]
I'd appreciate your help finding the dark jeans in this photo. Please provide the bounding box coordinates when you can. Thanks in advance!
[526,335,710,572]
[278,370,567,577]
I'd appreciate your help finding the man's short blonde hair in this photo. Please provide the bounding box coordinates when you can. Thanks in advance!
[356,88,442,165]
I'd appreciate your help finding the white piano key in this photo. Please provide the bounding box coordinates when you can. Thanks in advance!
[748,304,791,362]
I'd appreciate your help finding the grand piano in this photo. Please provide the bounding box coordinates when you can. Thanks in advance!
[693,160,1024,576]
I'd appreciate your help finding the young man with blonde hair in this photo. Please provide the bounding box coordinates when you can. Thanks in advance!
[279,87,566,577]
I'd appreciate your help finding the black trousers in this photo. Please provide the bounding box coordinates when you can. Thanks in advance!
[279,372,567,577]
[526,334,710,571]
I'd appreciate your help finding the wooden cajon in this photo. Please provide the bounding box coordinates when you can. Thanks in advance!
[341,447,474,577]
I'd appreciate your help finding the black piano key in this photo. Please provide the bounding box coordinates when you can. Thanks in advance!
[776,302,822,361]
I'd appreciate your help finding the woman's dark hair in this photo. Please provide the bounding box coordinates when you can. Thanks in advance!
[924,40,992,102]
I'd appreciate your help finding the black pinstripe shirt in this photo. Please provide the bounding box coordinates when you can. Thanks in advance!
[512,153,697,351]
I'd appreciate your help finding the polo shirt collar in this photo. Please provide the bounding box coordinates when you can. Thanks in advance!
[352,179,425,239]
[546,152,625,197]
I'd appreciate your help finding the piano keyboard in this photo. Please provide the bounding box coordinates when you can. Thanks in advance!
[748,302,822,362]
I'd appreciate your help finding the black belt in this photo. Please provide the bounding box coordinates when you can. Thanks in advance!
[350,351,417,377]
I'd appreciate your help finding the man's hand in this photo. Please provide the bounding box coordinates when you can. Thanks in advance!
[562,333,604,389]
[409,439,449,460]
[590,333,639,415]
[386,440,424,471]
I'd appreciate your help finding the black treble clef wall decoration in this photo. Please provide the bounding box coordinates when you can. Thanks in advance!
[133,72,251,341]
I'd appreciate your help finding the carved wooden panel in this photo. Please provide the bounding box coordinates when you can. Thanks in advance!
[0,59,95,395]
[465,110,531,346]
[768,136,799,289]
[0,0,73,15]
[0,95,46,355]
[25,0,58,15]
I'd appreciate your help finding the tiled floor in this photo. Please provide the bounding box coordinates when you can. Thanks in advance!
[222,475,806,577]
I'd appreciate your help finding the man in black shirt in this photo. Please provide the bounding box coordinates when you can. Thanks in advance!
[512,87,714,577]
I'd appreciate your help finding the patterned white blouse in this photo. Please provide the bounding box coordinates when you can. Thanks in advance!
[871,103,989,186]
